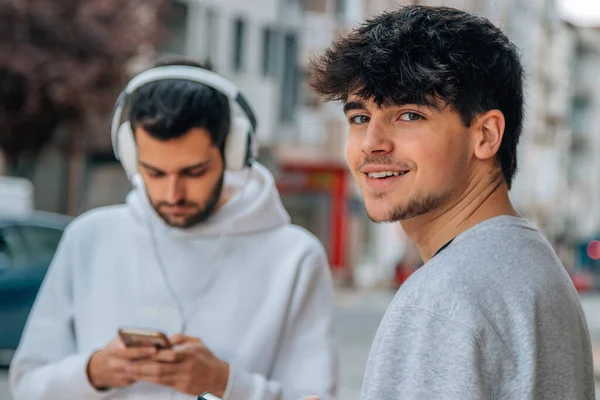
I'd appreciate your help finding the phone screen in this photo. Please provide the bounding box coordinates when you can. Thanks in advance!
[118,328,171,349]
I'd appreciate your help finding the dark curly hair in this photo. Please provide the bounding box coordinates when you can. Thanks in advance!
[309,5,524,189]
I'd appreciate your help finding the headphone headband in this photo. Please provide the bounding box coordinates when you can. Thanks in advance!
[125,65,240,98]
[111,65,257,164]
[111,64,258,178]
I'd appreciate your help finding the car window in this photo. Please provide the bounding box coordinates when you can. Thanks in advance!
[0,232,9,269]
[18,225,64,265]
[0,226,30,269]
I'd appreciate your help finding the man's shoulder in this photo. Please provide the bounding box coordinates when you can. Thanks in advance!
[394,217,574,332]
[266,223,326,254]
[66,204,130,236]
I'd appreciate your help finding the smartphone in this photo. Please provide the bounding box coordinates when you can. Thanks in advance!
[198,393,222,400]
[118,327,172,349]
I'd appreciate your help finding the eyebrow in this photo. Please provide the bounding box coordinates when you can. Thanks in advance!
[344,99,448,116]
[138,160,212,174]
[343,101,367,114]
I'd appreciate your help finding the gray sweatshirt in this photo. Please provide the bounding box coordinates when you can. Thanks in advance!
[361,216,594,400]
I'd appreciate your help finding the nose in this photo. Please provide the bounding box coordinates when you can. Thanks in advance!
[165,175,185,205]
[361,117,394,156]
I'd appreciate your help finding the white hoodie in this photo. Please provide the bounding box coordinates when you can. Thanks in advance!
[9,162,338,400]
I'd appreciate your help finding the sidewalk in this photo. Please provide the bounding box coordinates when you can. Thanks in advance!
[334,288,395,399]
[574,294,600,396]
[593,345,600,380]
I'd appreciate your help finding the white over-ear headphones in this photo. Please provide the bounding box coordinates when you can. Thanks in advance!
[110,65,258,181]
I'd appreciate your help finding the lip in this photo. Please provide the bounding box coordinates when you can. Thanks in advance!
[360,165,410,174]
[363,171,410,191]
[162,206,192,215]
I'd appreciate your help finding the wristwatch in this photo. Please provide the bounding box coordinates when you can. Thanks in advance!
[198,393,222,400]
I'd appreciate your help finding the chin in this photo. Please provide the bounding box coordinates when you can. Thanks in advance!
[363,199,401,223]
[366,213,392,223]
[160,214,192,228]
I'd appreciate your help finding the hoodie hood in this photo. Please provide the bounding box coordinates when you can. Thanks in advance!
[126,162,291,237]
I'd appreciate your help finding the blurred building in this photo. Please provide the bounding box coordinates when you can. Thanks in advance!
[289,0,600,285]
[5,0,600,285]
[491,0,576,242]
[159,0,305,146]
[566,27,600,270]
[276,0,367,284]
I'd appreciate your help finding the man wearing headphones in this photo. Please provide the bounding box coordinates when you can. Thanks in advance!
[9,58,338,400]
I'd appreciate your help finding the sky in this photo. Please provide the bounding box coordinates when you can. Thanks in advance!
[558,0,600,27]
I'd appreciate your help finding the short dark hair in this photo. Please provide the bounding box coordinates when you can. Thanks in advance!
[309,5,524,189]
[129,56,230,157]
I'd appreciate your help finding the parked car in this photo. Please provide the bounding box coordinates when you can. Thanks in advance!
[0,210,71,364]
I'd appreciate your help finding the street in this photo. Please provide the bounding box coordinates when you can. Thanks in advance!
[1,289,600,399]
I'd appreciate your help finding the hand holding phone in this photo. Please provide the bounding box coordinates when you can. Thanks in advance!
[126,334,229,397]
[87,334,159,390]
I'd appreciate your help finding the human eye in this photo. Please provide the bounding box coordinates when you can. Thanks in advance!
[146,170,165,178]
[398,112,423,122]
[184,169,206,178]
[348,115,370,125]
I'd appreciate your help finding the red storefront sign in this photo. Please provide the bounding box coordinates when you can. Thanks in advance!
[276,162,349,273]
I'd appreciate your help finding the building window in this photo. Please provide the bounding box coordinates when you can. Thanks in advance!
[232,17,246,72]
[204,8,218,65]
[160,0,189,55]
[335,0,347,16]
[280,32,299,122]
[571,96,590,135]
[302,69,321,108]
[304,0,327,13]
[262,27,276,77]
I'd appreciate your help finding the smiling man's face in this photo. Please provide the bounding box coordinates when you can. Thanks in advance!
[344,96,472,222]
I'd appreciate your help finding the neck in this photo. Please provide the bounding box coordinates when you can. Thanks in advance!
[217,186,235,210]
[401,174,520,262]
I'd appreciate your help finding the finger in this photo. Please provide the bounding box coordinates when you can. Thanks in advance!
[169,334,203,345]
[300,396,321,400]
[106,356,130,374]
[127,360,179,380]
[110,345,157,361]
[169,334,187,346]
[106,358,138,386]
[172,342,206,355]
[104,337,127,354]
[151,349,185,363]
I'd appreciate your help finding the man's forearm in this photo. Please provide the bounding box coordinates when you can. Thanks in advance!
[10,353,116,400]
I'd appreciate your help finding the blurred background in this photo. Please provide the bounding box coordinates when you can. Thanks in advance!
[1,0,600,398]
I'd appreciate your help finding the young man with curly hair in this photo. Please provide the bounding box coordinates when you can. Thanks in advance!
[309,5,594,400]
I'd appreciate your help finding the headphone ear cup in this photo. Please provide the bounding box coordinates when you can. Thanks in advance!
[225,117,252,171]
[117,122,138,180]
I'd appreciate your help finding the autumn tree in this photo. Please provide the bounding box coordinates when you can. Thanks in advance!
[0,0,169,179]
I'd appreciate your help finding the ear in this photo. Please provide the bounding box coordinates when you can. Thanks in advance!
[473,110,505,161]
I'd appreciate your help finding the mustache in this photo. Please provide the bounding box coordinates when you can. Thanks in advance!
[357,155,415,171]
